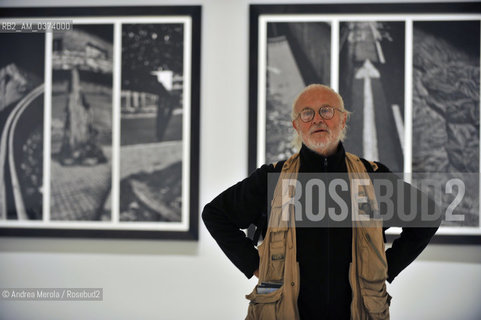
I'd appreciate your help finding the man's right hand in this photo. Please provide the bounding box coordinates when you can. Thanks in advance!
[254,269,259,278]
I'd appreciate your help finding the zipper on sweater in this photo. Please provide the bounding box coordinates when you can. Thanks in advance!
[325,156,329,311]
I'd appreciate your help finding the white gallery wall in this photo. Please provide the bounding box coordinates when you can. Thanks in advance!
[0,0,481,319]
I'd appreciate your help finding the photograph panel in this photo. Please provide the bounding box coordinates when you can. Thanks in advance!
[50,24,113,221]
[0,33,45,221]
[120,23,184,222]
[339,21,405,172]
[412,20,480,227]
[265,21,331,164]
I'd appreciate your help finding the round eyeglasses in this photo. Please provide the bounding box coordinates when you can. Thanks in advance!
[297,106,343,122]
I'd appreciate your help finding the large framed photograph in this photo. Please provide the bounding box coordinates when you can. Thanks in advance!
[0,6,201,240]
[249,3,481,243]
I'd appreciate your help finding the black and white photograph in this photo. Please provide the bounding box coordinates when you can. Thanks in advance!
[50,24,113,221]
[265,22,331,164]
[0,33,45,221]
[412,20,480,227]
[120,23,185,223]
[249,4,481,242]
[339,21,405,172]
[0,6,200,240]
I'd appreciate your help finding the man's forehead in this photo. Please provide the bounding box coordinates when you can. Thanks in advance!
[295,87,341,110]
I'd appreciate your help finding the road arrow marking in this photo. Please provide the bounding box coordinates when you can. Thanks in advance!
[355,59,380,161]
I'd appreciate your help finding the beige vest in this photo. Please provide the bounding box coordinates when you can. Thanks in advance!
[246,152,391,320]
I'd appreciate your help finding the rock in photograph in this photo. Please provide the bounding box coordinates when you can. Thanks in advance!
[50,24,113,221]
[412,20,480,227]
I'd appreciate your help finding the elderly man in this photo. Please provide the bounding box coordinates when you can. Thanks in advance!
[203,84,438,319]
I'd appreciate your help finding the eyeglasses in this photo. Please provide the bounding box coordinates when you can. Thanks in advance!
[296,105,344,122]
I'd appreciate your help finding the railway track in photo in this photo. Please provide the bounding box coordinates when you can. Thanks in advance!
[0,84,43,220]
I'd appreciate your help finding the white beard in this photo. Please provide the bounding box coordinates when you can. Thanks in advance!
[300,129,340,155]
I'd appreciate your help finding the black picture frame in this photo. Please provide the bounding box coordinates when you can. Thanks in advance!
[0,6,201,240]
[249,2,481,244]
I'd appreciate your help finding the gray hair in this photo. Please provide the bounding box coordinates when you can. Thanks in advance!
[290,84,351,149]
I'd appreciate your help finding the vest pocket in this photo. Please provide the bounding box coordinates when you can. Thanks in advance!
[359,231,387,283]
[245,285,283,320]
[360,285,391,319]
[358,229,390,318]
[267,238,286,281]
[264,230,287,282]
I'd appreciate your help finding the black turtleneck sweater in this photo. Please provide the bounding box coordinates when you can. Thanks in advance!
[202,143,438,319]
[294,144,352,319]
